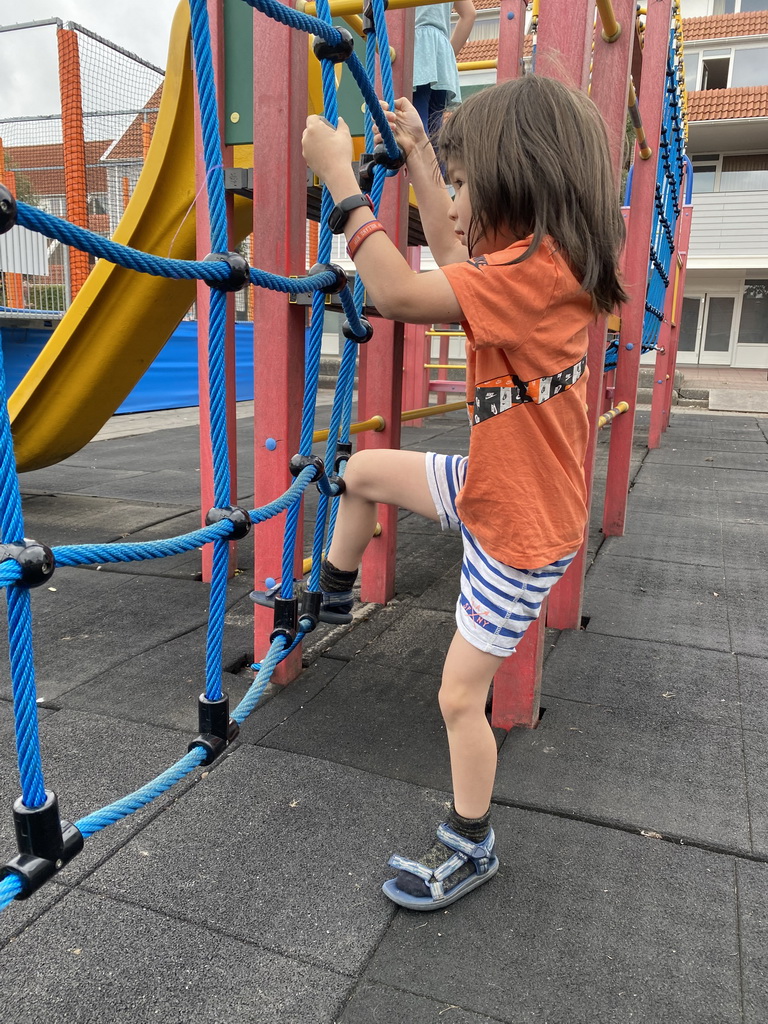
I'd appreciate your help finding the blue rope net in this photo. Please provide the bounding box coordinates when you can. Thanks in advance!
[0,0,400,909]
[604,21,687,373]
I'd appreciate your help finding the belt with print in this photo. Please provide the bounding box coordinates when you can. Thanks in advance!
[471,355,587,426]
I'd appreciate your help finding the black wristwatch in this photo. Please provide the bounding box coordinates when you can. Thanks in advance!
[328,193,374,234]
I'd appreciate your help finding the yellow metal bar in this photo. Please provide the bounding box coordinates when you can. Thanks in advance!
[301,0,445,17]
[598,401,629,429]
[457,60,498,71]
[312,414,385,443]
[627,80,653,160]
[401,400,466,422]
[424,363,465,370]
[596,0,621,42]
[425,329,466,338]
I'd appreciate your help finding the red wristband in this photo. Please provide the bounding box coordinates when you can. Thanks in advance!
[346,219,386,260]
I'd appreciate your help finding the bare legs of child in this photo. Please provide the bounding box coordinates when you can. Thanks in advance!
[321,449,502,908]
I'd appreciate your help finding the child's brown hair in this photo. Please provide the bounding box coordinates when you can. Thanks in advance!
[438,75,628,314]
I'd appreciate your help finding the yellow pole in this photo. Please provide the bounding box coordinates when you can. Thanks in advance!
[457,60,498,72]
[312,415,385,443]
[301,0,445,16]
[598,401,629,428]
[628,80,653,160]
[401,400,466,422]
[595,0,621,42]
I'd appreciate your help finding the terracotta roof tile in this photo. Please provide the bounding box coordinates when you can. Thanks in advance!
[687,84,768,121]
[472,0,501,10]
[457,35,532,63]
[682,11,768,42]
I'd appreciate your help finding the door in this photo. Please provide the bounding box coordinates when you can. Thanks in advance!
[677,293,735,365]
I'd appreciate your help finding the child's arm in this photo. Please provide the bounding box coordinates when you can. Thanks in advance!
[450,0,476,56]
[303,115,463,326]
[378,98,467,267]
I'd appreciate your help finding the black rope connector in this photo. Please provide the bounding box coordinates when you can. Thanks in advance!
[0,539,55,588]
[289,453,325,481]
[0,791,83,899]
[320,472,346,497]
[0,185,18,235]
[188,694,240,766]
[309,262,348,295]
[270,595,298,645]
[204,505,252,540]
[362,0,389,35]
[203,251,250,292]
[358,152,376,192]
[313,26,355,63]
[334,441,353,474]
[342,316,374,344]
[372,142,407,172]
[299,590,322,632]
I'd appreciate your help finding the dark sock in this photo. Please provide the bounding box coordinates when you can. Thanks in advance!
[395,806,492,898]
[319,559,358,612]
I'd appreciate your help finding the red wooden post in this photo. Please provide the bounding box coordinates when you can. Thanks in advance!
[651,203,693,446]
[401,246,429,426]
[491,0,595,729]
[546,0,636,631]
[195,0,238,583]
[496,0,528,81]
[603,0,671,536]
[357,8,414,606]
[57,28,90,299]
[251,11,308,684]
[662,204,693,431]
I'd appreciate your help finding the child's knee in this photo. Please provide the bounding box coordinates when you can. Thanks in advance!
[438,677,484,725]
[343,450,387,499]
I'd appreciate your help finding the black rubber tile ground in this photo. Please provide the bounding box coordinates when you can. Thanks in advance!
[394,528,463,596]
[598,510,724,567]
[365,804,742,1024]
[84,746,434,975]
[17,493,193,546]
[494,696,750,852]
[625,487,723,522]
[632,461,716,494]
[583,555,729,652]
[722,521,768,569]
[0,708,200,886]
[0,888,349,1024]
[737,860,768,1024]
[357,606,456,676]
[258,659,453,793]
[0,569,230,701]
[541,631,740,727]
[741,728,768,857]
[339,982,500,1023]
[645,444,768,469]
[723,566,768,658]
[717,490,768,526]
[737,654,768,734]
[18,465,151,495]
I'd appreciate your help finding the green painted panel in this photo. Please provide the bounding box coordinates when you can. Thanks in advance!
[223,1,371,147]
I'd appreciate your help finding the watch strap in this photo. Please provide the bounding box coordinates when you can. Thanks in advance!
[329,193,374,234]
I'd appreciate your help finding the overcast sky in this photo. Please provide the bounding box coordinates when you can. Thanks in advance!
[1,1,180,122]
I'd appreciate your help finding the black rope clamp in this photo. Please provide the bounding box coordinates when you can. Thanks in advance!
[0,539,55,588]
[205,505,252,540]
[342,316,374,344]
[270,595,298,645]
[0,791,83,899]
[299,590,322,631]
[0,185,18,235]
[309,262,348,295]
[372,142,406,173]
[362,0,389,35]
[313,26,355,63]
[357,152,376,193]
[203,251,250,292]
[188,693,240,765]
[334,441,353,473]
[319,472,346,497]
[289,453,325,482]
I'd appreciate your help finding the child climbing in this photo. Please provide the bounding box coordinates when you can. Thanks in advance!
[301,74,627,911]
[412,0,476,134]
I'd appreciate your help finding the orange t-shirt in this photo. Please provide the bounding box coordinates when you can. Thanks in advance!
[441,237,595,569]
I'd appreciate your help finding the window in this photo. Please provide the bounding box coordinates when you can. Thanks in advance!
[738,280,768,345]
[691,155,719,193]
[701,51,730,90]
[684,52,700,94]
[731,47,768,88]
[714,0,767,12]
[720,154,768,192]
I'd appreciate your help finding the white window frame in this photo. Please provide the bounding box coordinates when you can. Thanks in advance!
[686,40,768,91]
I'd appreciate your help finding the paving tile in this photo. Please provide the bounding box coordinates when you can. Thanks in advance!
[742,729,768,858]
[542,631,740,727]
[633,462,716,494]
[583,555,730,652]
[495,696,750,853]
[0,889,349,1023]
[339,982,499,1023]
[717,490,768,526]
[738,655,768,734]
[84,746,436,975]
[17,494,194,547]
[366,805,742,1024]
[645,445,768,469]
[599,511,723,567]
[724,566,768,658]
[737,860,768,1024]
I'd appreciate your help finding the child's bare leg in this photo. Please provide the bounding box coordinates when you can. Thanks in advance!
[325,449,438,571]
[439,631,504,819]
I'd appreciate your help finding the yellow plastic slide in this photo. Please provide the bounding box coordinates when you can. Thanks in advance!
[9,2,253,472]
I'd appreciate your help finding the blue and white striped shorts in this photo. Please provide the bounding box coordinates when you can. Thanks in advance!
[425,453,576,658]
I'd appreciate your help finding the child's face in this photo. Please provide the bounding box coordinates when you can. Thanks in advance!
[446,162,514,258]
